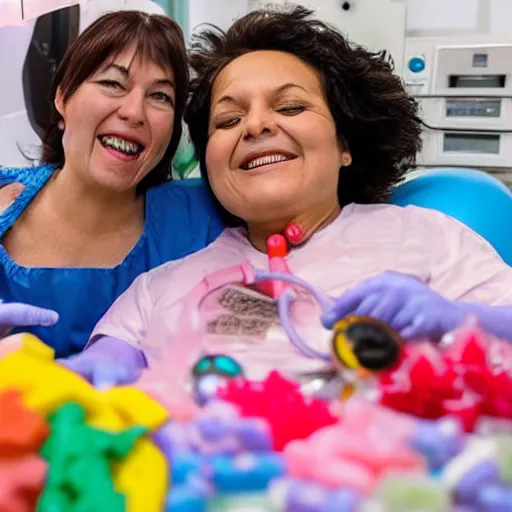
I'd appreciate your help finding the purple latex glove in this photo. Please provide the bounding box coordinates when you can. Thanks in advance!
[0,301,58,337]
[58,336,147,389]
[321,271,465,340]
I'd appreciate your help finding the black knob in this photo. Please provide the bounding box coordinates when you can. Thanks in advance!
[347,321,401,371]
[341,1,351,11]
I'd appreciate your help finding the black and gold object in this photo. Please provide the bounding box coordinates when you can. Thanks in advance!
[331,316,404,400]
[332,315,404,371]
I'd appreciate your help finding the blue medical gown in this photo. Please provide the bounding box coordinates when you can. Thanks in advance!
[0,164,225,357]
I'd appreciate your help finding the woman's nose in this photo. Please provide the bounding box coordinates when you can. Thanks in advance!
[243,107,278,139]
[117,90,146,126]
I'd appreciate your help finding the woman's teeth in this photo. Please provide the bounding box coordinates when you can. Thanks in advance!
[245,154,291,170]
[100,136,142,155]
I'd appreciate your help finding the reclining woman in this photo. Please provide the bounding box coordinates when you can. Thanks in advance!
[65,6,512,383]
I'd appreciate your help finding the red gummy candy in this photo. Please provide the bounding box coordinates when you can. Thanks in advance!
[442,392,482,432]
[378,344,463,420]
[0,390,50,457]
[217,371,338,451]
[378,320,512,429]
[443,327,488,368]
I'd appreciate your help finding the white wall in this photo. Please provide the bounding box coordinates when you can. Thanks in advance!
[188,0,249,35]
[189,0,407,71]
[189,0,512,41]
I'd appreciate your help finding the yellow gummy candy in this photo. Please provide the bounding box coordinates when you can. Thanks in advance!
[102,386,169,431]
[113,438,169,512]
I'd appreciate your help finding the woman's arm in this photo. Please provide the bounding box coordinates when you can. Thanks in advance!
[457,302,512,341]
[58,271,153,386]
[321,271,512,343]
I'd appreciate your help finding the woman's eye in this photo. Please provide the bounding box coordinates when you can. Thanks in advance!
[151,92,175,107]
[216,117,241,129]
[277,105,306,115]
[98,79,124,89]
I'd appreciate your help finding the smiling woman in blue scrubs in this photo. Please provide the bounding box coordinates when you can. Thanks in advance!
[0,11,224,358]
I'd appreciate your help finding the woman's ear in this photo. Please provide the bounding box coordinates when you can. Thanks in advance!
[54,88,65,117]
[338,136,352,167]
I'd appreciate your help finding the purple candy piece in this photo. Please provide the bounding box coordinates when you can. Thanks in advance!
[412,419,465,471]
[188,422,241,456]
[284,480,330,512]
[455,461,501,505]
[322,489,360,512]
[232,419,273,452]
[194,417,230,440]
[200,399,240,420]
[153,423,180,463]
[160,421,193,452]
[192,416,272,452]
[476,484,512,512]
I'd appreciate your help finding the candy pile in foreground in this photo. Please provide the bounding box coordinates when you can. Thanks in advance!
[2,321,512,511]
[0,334,169,512]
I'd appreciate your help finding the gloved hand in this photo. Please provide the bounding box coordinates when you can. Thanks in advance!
[0,301,58,338]
[321,271,465,340]
[58,336,146,389]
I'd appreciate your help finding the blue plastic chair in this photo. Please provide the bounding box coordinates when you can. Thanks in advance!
[391,168,512,265]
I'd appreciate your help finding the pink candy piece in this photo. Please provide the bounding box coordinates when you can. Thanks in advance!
[285,440,375,493]
[282,440,313,479]
[342,399,416,441]
[309,425,424,476]
[137,373,200,422]
[0,455,46,512]
[0,335,25,359]
[308,458,376,493]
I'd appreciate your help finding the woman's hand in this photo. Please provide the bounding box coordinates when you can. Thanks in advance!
[0,302,58,338]
[59,355,140,389]
[321,271,465,340]
[57,336,146,389]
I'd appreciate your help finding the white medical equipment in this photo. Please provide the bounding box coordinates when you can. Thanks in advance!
[403,36,512,177]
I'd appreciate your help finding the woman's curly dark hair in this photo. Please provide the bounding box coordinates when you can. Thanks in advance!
[185,4,423,226]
